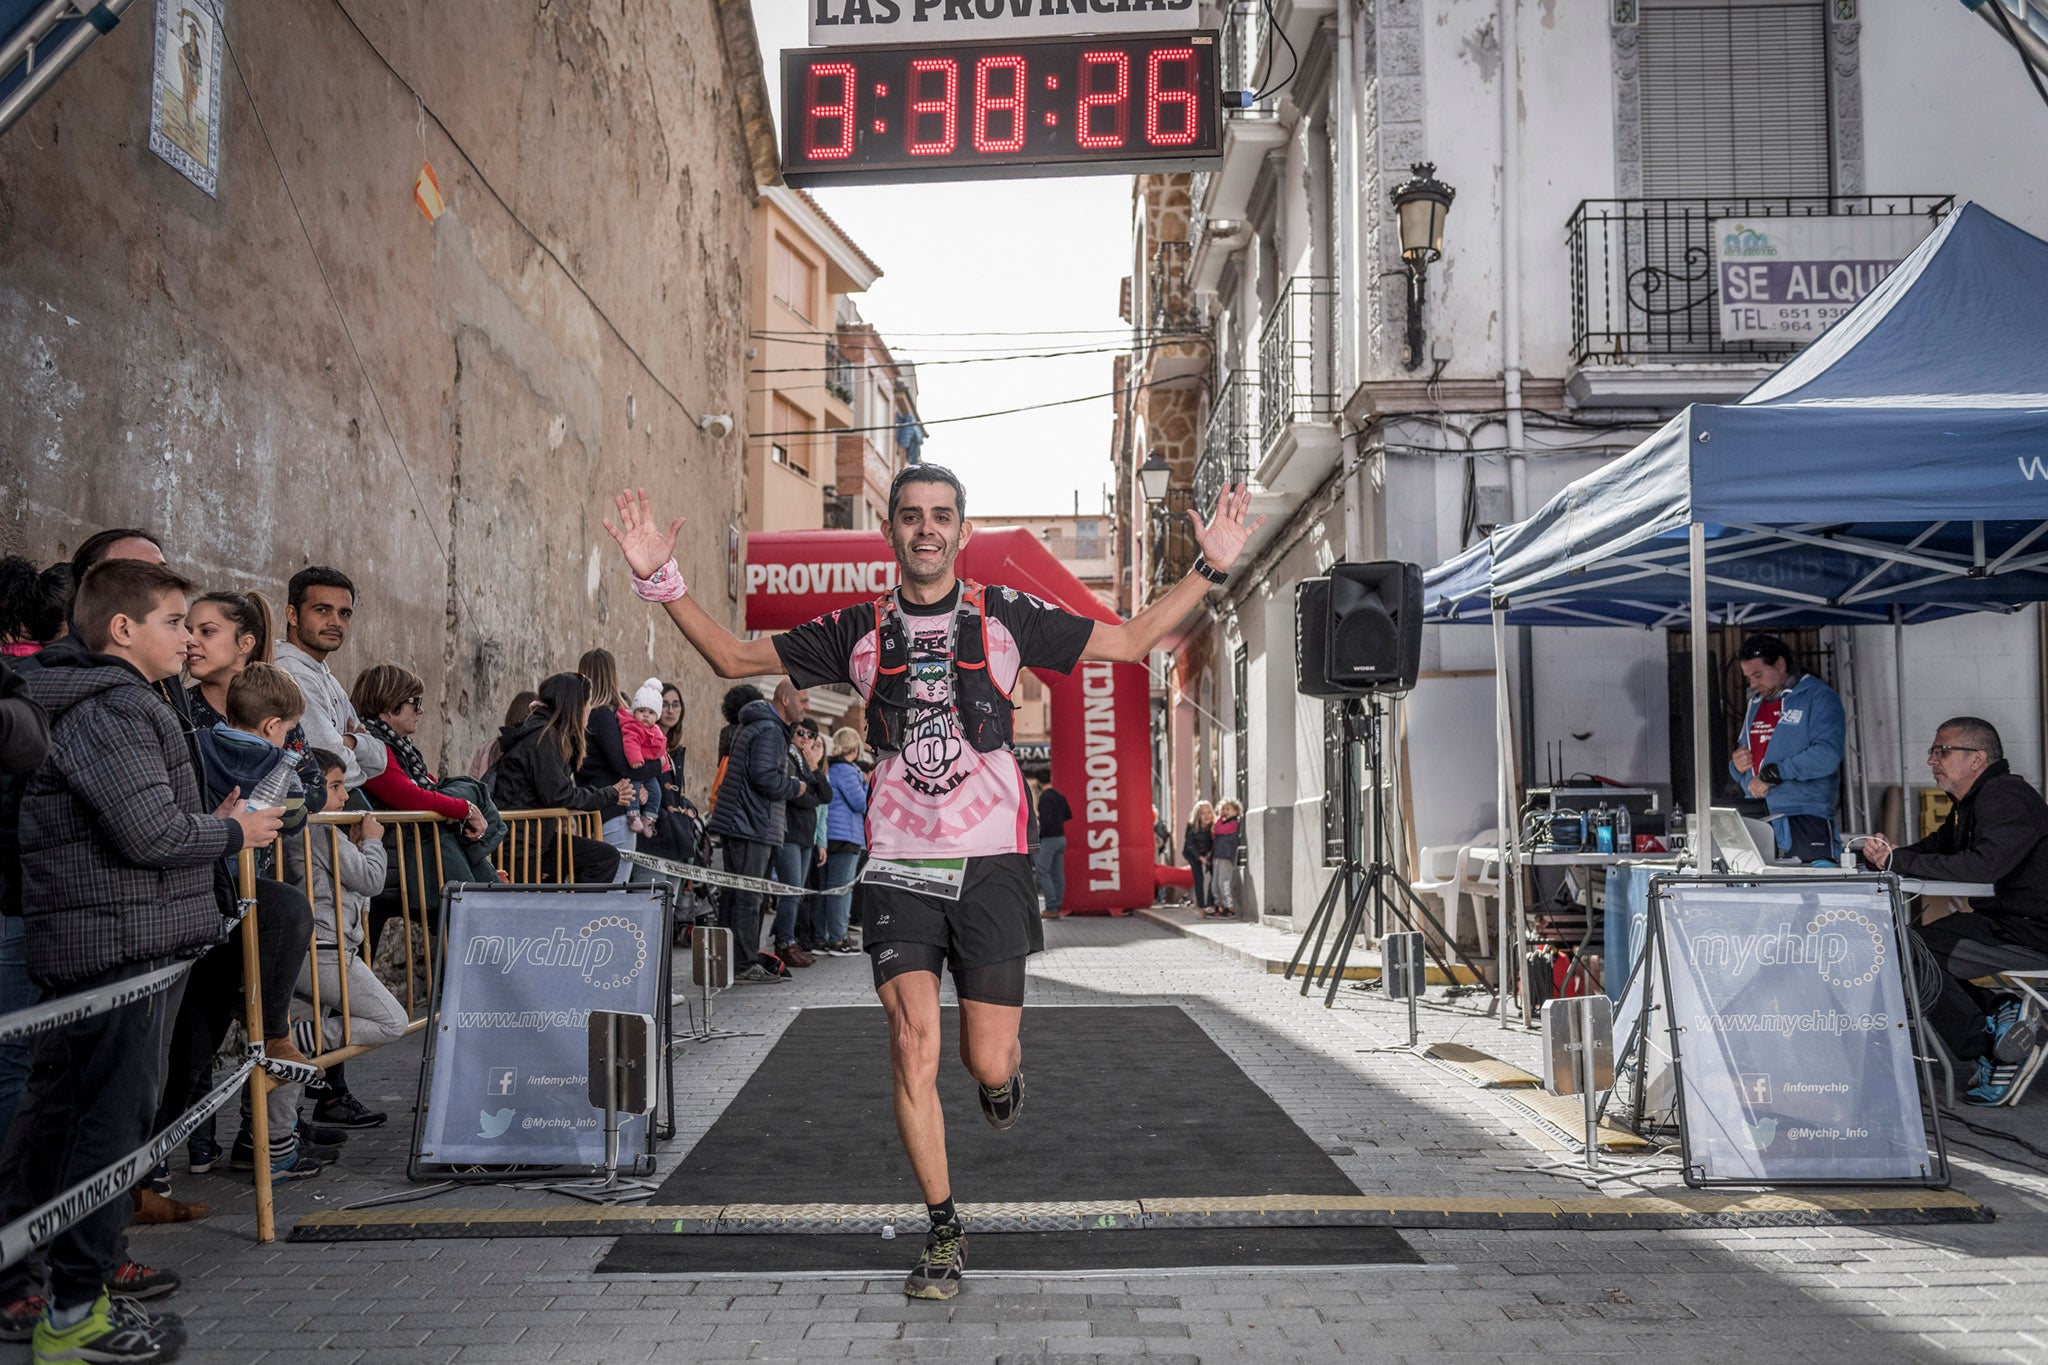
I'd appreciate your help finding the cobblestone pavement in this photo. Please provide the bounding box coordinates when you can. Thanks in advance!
[10,913,2047,1364]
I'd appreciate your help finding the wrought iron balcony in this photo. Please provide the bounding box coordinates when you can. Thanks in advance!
[1148,241,1203,335]
[1195,370,1258,520]
[824,339,855,404]
[1149,487,1197,596]
[1258,276,1337,454]
[1567,195,1953,365]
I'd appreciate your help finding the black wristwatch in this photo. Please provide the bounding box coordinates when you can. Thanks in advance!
[1758,763,1783,786]
[1192,556,1228,586]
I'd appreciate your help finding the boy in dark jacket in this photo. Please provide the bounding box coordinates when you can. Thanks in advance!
[3,560,282,1364]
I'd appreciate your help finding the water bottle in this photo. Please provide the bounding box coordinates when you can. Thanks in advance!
[246,760,293,811]
[1593,804,1615,854]
[1616,803,1632,854]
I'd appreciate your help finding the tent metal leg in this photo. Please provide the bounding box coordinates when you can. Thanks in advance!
[1690,524,1715,867]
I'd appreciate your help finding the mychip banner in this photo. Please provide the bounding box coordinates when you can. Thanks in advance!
[415,885,670,1171]
[1653,877,1943,1186]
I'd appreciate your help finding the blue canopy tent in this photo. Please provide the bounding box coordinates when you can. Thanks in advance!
[1424,202,2048,1014]
[1493,201,2048,864]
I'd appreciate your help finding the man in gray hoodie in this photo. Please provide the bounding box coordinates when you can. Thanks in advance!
[273,566,386,791]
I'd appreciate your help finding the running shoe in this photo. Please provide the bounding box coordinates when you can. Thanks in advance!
[104,1296,183,1339]
[269,1149,326,1182]
[1,1294,46,1343]
[1967,1054,2022,1106]
[902,1224,966,1300]
[1990,1000,2044,1064]
[185,1132,221,1175]
[977,1070,1024,1131]
[31,1291,182,1365]
[736,964,790,985]
[312,1093,387,1129]
[821,940,861,956]
[106,1262,178,1303]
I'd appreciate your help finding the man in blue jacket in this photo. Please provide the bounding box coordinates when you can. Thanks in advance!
[1728,634,1845,863]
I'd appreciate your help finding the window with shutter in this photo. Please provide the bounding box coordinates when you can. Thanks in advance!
[1638,1,1831,198]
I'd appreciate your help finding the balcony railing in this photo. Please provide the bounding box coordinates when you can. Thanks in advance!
[1568,195,1953,365]
[1148,241,1203,334]
[1258,276,1337,453]
[1149,487,1197,595]
[1196,370,1259,520]
[824,339,855,403]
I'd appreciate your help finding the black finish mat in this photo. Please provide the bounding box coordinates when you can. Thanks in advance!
[600,1004,1391,1273]
[599,1226,1420,1274]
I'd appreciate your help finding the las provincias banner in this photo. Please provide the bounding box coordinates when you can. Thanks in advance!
[743,527,1157,914]
[809,0,1195,46]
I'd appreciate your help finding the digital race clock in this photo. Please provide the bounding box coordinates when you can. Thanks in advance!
[780,31,1221,187]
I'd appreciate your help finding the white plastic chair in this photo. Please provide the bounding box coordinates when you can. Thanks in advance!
[1409,844,1463,928]
[1447,832,1501,957]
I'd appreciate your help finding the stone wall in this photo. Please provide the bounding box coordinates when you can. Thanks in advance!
[0,0,767,775]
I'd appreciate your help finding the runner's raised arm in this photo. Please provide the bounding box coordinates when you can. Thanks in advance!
[1080,484,1264,664]
[602,488,784,678]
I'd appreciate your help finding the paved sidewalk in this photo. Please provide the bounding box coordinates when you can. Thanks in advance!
[9,913,2046,1364]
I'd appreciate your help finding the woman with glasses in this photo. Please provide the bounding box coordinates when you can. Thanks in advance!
[1727,633,1846,864]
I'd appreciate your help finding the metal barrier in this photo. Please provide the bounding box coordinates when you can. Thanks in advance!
[238,809,450,1242]
[490,808,580,883]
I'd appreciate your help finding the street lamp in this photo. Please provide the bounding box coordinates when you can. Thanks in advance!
[1138,450,1172,504]
[1390,162,1455,372]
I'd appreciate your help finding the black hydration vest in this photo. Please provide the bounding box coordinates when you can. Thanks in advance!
[862,582,1015,758]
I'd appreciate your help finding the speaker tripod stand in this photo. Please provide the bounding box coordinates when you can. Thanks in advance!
[1284,695,1497,1013]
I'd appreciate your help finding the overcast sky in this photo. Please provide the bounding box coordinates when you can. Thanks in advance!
[749,1,1130,519]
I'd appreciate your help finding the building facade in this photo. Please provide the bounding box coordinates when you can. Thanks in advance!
[747,187,882,535]
[1121,0,2048,924]
[0,0,778,776]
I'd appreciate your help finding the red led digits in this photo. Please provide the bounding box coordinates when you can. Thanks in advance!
[1145,47,1198,147]
[805,61,857,160]
[973,55,1027,154]
[1076,50,1130,149]
[906,58,958,155]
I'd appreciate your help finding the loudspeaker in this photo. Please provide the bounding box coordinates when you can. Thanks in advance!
[1326,561,1423,691]
[1294,577,1345,698]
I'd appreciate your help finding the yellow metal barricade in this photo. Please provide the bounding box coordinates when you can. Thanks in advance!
[490,808,577,883]
[239,809,450,1243]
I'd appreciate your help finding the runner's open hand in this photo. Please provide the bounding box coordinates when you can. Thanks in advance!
[602,488,685,580]
[1190,484,1266,575]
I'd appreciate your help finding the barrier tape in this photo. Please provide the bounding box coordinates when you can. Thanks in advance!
[620,849,861,899]
[251,1042,320,1088]
[0,962,192,1048]
[0,1057,256,1270]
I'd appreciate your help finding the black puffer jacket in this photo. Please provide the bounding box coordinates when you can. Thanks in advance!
[706,699,804,846]
[19,643,241,987]
[490,713,619,815]
[1893,760,2048,950]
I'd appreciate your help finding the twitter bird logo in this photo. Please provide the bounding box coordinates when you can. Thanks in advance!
[479,1108,515,1139]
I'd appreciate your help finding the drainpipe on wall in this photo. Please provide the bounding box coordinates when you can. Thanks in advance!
[1499,0,1526,519]
[1338,0,1366,565]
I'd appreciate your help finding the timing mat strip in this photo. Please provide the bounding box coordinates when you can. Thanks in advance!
[289,1189,1989,1242]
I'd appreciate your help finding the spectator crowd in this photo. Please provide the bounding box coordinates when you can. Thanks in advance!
[0,528,813,1365]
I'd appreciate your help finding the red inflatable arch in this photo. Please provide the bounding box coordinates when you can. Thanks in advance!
[744,528,1156,915]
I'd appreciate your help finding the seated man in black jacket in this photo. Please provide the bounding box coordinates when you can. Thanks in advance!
[1862,717,2048,1103]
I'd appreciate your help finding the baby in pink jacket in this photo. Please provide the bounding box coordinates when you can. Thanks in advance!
[620,678,671,836]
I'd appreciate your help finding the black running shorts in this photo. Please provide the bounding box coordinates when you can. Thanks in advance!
[867,852,1042,1005]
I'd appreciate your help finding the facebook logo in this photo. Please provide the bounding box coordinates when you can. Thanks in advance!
[1739,1073,1772,1106]
[488,1068,518,1097]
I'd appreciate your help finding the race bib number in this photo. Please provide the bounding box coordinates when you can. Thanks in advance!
[860,857,967,901]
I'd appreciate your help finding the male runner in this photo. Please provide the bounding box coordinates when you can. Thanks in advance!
[604,465,1260,1299]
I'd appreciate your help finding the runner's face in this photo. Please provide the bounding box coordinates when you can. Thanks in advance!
[888,484,968,586]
